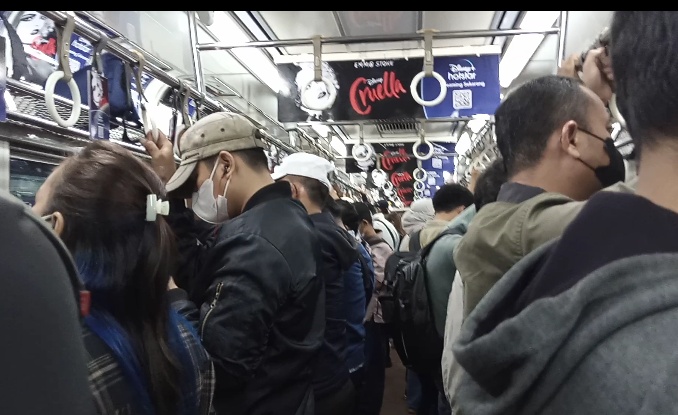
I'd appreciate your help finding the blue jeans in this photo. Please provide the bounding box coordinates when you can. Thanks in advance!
[406,369,422,410]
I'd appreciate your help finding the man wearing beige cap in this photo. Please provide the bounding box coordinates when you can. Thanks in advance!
[143,112,324,415]
[273,153,360,415]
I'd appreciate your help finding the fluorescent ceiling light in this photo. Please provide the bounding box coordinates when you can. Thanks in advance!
[455,132,472,155]
[209,12,289,94]
[331,135,348,157]
[499,11,560,88]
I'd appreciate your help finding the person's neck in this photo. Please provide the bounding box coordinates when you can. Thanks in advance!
[510,164,590,201]
[305,203,322,215]
[240,171,275,212]
[635,145,678,214]
[434,212,457,222]
[363,227,378,238]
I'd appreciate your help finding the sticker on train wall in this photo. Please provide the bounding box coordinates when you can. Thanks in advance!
[0,37,6,122]
[421,54,501,119]
[88,69,110,140]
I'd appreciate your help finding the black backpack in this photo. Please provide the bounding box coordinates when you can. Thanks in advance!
[385,228,458,374]
[381,230,422,323]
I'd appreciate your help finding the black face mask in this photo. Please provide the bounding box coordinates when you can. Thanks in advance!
[578,128,626,188]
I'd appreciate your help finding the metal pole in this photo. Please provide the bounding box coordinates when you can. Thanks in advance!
[198,27,560,51]
[187,11,205,96]
[41,11,223,114]
[557,11,569,68]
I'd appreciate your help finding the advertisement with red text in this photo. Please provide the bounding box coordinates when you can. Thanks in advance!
[276,54,500,122]
[347,143,417,206]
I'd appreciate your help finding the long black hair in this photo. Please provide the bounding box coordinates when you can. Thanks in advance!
[47,141,198,415]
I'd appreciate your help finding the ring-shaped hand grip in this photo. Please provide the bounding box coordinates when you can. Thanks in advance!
[371,168,388,184]
[44,70,81,128]
[352,143,374,162]
[382,181,394,192]
[301,78,337,111]
[410,71,447,107]
[413,181,426,192]
[412,139,435,161]
[412,168,428,182]
[141,106,159,142]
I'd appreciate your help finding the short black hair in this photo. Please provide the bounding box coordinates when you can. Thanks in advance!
[352,202,373,225]
[432,183,474,213]
[610,12,678,148]
[474,158,508,212]
[287,175,330,208]
[336,199,360,233]
[232,147,269,171]
[376,200,390,215]
[496,75,592,176]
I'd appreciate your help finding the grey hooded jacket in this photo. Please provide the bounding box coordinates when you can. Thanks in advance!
[453,191,678,415]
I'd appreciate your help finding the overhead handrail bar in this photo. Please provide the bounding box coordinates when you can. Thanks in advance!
[187,11,206,96]
[40,11,225,115]
[557,11,569,68]
[197,28,560,51]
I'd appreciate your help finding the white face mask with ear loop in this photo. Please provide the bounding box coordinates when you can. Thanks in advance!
[191,160,231,224]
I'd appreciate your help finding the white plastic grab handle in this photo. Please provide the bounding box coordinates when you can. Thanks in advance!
[410,70,447,107]
[141,106,159,142]
[382,181,394,191]
[44,70,82,128]
[352,143,374,162]
[413,181,426,192]
[301,78,337,111]
[412,139,435,161]
[371,168,388,185]
[412,167,428,182]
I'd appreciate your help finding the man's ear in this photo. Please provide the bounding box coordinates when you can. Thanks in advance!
[218,151,234,178]
[560,120,581,159]
[52,211,65,237]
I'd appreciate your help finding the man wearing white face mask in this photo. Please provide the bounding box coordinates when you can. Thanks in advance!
[143,112,325,415]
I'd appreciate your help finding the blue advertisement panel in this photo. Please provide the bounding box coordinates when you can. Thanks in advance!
[420,142,456,197]
[421,54,501,119]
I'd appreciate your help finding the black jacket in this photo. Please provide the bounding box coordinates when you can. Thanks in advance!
[166,199,221,296]
[172,182,324,415]
[310,212,359,398]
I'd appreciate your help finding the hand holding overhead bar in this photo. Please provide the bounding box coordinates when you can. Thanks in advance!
[410,29,447,107]
[131,50,158,141]
[44,11,82,128]
[301,35,337,111]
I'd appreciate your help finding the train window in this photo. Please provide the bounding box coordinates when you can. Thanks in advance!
[9,158,56,207]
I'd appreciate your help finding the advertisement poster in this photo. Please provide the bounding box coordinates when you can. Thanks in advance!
[277,58,425,123]
[88,69,110,139]
[347,142,417,206]
[0,11,93,85]
[420,142,456,197]
[422,54,501,119]
[0,37,6,122]
[277,54,500,123]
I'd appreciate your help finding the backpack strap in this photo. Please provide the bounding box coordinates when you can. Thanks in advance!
[419,227,460,262]
[409,229,423,252]
[0,12,29,80]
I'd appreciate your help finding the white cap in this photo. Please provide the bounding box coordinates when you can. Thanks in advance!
[271,152,334,189]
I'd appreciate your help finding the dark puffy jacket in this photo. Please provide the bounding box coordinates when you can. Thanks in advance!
[310,212,359,398]
[172,182,324,415]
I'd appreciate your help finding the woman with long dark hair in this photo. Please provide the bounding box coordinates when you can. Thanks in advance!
[32,141,214,415]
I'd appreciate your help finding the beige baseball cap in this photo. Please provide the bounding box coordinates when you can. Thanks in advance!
[166,112,265,192]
